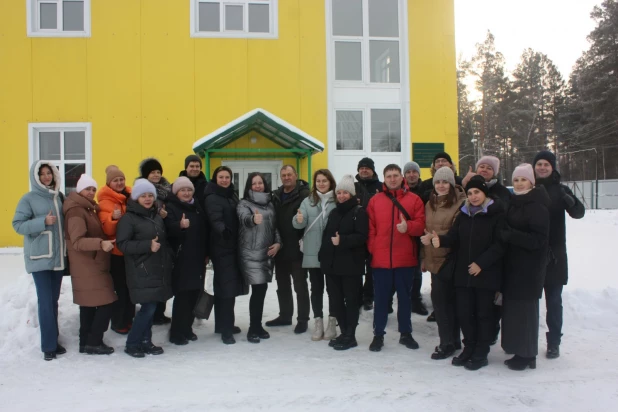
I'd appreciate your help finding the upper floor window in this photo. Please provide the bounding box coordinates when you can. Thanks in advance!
[190,0,278,39]
[331,0,401,84]
[27,0,91,37]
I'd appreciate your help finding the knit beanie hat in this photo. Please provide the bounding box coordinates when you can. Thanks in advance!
[433,166,456,187]
[185,154,202,169]
[512,163,535,186]
[357,157,376,174]
[336,174,356,196]
[465,175,489,196]
[476,155,500,175]
[172,176,195,195]
[131,178,157,201]
[533,150,557,171]
[76,174,98,193]
[433,152,453,165]
[139,158,163,179]
[403,161,421,176]
[105,165,125,186]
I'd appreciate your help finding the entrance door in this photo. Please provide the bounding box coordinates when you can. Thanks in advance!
[222,161,282,198]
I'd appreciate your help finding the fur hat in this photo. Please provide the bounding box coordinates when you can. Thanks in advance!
[465,175,489,196]
[512,163,535,186]
[185,154,202,169]
[533,150,557,171]
[403,161,421,176]
[476,156,500,175]
[433,152,453,165]
[172,176,195,195]
[357,157,376,174]
[76,174,98,193]
[131,178,157,201]
[433,166,456,187]
[336,174,356,196]
[105,165,125,186]
[139,158,163,179]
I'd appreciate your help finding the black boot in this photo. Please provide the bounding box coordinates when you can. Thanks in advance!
[265,317,292,327]
[399,333,419,349]
[186,332,198,341]
[221,334,236,345]
[546,344,560,359]
[411,299,429,316]
[169,335,189,345]
[452,346,474,366]
[363,300,374,311]
[464,357,489,371]
[247,330,260,344]
[328,334,346,348]
[152,315,171,325]
[369,336,384,352]
[426,311,436,322]
[43,351,56,361]
[431,344,456,360]
[55,343,67,355]
[294,321,308,334]
[333,335,358,351]
[84,343,115,355]
[256,326,270,339]
[505,355,537,370]
[124,345,145,358]
[215,326,242,334]
[141,341,164,355]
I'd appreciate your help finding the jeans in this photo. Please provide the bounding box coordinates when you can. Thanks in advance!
[32,270,64,352]
[249,284,268,329]
[544,285,564,345]
[308,268,333,319]
[170,289,200,340]
[373,267,414,336]
[274,259,309,322]
[126,302,157,347]
[79,304,113,347]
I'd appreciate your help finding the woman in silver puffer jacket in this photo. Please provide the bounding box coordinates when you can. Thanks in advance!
[237,172,282,343]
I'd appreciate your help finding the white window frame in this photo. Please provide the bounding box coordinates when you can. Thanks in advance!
[190,0,279,39]
[26,0,91,38]
[28,122,92,193]
[332,105,403,154]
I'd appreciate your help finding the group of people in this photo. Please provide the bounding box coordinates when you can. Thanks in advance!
[13,149,584,371]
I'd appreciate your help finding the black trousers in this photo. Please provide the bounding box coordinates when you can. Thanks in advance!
[79,303,113,347]
[326,274,362,337]
[456,287,495,359]
[274,259,309,322]
[170,289,200,340]
[154,301,167,320]
[214,295,236,335]
[412,266,423,301]
[430,274,460,346]
[361,258,374,304]
[110,255,135,329]
[249,284,268,329]
[308,268,333,318]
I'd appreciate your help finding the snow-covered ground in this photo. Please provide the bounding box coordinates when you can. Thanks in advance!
[1,211,617,412]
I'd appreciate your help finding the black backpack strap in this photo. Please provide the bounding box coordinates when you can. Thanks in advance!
[385,191,411,221]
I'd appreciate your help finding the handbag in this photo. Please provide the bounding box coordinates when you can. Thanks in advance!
[299,208,326,253]
[193,290,215,320]
[436,253,456,282]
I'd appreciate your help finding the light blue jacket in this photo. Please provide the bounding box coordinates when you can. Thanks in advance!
[12,161,66,274]
[292,193,335,268]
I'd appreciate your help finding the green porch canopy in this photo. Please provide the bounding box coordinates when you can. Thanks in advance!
[192,108,324,184]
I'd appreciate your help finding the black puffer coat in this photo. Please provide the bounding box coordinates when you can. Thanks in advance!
[204,181,245,298]
[439,199,506,290]
[487,180,512,212]
[319,198,368,276]
[537,171,585,285]
[116,199,173,304]
[272,180,309,262]
[354,174,382,208]
[502,187,551,300]
[164,195,209,293]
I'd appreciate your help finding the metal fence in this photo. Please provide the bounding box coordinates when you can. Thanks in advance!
[563,179,618,209]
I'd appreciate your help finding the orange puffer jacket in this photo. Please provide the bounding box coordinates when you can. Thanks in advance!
[97,185,132,256]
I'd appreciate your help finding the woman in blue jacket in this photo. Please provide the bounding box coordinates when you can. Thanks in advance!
[12,161,67,361]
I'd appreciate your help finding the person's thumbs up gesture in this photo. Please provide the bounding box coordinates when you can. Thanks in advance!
[253,209,263,225]
[431,230,440,248]
[44,210,57,226]
[331,231,340,246]
[180,213,190,229]
[112,205,122,220]
[296,208,304,224]
[420,229,433,245]
[396,213,408,234]
[101,239,115,252]
[462,166,476,187]
[151,236,161,252]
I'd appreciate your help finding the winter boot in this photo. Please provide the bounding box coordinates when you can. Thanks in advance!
[169,336,189,346]
[363,300,374,311]
[84,343,115,355]
[426,311,436,322]
[328,334,346,348]
[464,357,489,371]
[124,345,145,358]
[55,344,67,355]
[452,346,474,366]
[186,332,198,341]
[311,318,324,341]
[333,335,358,351]
[431,344,456,360]
[294,321,308,334]
[221,334,236,345]
[141,341,164,355]
[247,329,261,344]
[399,333,420,349]
[546,344,560,359]
[369,335,384,352]
[265,317,292,327]
[323,316,338,340]
[215,326,242,334]
[43,351,56,361]
[505,355,537,371]
[411,299,429,316]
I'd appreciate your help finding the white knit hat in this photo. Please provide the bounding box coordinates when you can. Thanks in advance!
[336,174,356,196]
[131,178,157,200]
[75,174,98,193]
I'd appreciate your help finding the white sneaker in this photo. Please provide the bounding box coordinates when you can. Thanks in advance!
[323,316,338,340]
[311,318,324,341]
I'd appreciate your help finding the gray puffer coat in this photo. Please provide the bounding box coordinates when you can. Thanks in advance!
[237,191,281,285]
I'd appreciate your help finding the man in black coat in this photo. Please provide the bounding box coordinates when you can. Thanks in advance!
[267,165,311,333]
[533,150,585,359]
[354,157,382,311]
[179,154,208,211]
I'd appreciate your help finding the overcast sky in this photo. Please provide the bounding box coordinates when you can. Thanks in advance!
[455,0,601,78]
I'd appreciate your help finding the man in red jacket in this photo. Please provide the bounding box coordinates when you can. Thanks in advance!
[367,164,425,352]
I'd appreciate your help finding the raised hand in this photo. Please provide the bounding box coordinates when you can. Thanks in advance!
[461,166,476,187]
[159,205,167,219]
[112,206,122,220]
[296,208,304,224]
[44,210,57,226]
[420,229,433,245]
[180,213,190,229]
[101,239,115,252]
[331,231,340,246]
[151,236,161,253]
[396,213,407,234]
[253,209,263,225]
[431,231,440,248]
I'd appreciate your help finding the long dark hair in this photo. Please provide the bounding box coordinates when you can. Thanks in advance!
[429,184,459,212]
[310,169,336,206]
[243,172,271,199]
[212,166,233,184]
[38,164,56,188]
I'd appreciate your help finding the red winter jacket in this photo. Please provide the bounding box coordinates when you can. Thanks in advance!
[367,184,425,269]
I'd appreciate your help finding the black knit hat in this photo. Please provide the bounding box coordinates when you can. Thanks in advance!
[533,150,557,171]
[433,152,453,165]
[140,158,163,179]
[357,157,376,173]
[184,154,202,169]
[465,175,489,196]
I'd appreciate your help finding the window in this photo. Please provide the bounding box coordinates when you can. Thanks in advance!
[336,111,363,150]
[29,123,92,194]
[27,0,91,37]
[371,109,401,152]
[332,0,400,84]
[191,0,278,39]
[334,108,401,153]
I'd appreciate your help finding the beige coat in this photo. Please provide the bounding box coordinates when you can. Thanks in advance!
[421,185,466,274]
[63,192,117,307]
